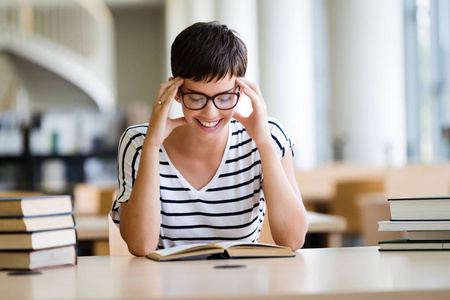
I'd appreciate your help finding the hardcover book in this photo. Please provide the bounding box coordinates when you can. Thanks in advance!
[408,230,450,241]
[0,244,77,270]
[147,242,295,262]
[0,214,75,232]
[0,228,77,250]
[388,196,450,221]
[378,220,450,231]
[379,237,450,251]
[0,195,73,217]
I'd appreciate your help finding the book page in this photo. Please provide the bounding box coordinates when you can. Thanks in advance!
[216,241,280,249]
[152,243,210,256]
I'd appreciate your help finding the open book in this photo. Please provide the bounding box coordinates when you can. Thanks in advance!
[146,242,295,262]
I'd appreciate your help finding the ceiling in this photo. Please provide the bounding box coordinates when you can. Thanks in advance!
[103,0,163,9]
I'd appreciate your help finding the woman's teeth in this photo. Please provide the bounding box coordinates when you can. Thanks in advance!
[199,120,220,128]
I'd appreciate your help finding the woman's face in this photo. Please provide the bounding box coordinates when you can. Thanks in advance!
[178,76,238,140]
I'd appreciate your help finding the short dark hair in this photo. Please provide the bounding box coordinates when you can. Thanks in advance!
[171,21,247,82]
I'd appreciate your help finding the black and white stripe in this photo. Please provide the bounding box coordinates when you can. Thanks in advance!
[110,117,293,249]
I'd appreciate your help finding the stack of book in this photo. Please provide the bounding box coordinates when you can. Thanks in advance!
[378,196,450,251]
[0,195,78,270]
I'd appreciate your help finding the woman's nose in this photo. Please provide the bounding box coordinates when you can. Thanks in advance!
[201,99,219,116]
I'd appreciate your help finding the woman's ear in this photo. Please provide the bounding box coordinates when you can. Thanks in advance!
[168,77,174,81]
[175,91,182,103]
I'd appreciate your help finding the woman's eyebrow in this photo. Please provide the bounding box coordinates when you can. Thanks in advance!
[186,86,235,94]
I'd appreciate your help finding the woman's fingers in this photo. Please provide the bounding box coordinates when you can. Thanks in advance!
[146,78,185,147]
[232,109,245,123]
[237,77,263,99]
[235,77,271,146]
[155,77,184,108]
[236,77,267,114]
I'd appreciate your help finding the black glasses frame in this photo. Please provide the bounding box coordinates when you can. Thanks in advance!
[179,86,241,110]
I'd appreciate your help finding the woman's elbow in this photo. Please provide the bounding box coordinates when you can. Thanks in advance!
[291,222,309,250]
[127,244,153,257]
[120,228,158,256]
[124,238,158,256]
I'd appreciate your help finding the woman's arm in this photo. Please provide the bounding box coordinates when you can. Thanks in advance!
[119,144,161,256]
[233,77,308,250]
[119,78,186,256]
[259,143,308,250]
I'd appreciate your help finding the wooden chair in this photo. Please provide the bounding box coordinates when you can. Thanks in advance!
[295,163,385,212]
[258,208,275,245]
[105,185,132,256]
[331,180,384,244]
[385,163,450,198]
[73,183,118,215]
[356,192,406,246]
[108,214,132,256]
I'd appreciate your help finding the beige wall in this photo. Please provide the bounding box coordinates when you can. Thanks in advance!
[0,54,15,109]
[111,5,165,109]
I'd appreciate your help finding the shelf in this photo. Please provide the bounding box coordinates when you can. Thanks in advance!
[0,150,117,191]
[0,150,117,161]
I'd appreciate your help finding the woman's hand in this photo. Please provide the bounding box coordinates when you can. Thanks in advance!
[145,77,187,148]
[120,78,186,255]
[233,77,272,147]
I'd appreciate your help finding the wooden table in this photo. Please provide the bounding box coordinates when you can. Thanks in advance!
[75,215,109,241]
[306,211,346,247]
[2,247,449,299]
[75,215,109,255]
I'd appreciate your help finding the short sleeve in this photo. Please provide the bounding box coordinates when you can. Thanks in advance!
[268,117,295,160]
[110,124,148,227]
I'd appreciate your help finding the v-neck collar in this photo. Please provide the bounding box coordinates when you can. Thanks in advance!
[160,124,232,195]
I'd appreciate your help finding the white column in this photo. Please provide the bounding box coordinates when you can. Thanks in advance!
[216,0,259,116]
[186,0,216,24]
[258,0,317,170]
[164,0,216,118]
[327,0,406,167]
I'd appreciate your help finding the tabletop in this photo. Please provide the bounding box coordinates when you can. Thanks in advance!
[1,247,450,300]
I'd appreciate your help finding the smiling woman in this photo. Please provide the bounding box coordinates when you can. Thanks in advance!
[110,21,308,256]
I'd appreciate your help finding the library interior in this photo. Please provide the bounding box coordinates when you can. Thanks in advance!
[0,0,450,299]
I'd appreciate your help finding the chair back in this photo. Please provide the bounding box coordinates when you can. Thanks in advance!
[356,192,407,246]
[258,208,275,244]
[107,189,132,256]
[385,163,450,198]
[108,214,133,256]
[331,180,384,235]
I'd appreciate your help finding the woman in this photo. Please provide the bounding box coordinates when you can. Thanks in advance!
[110,21,308,256]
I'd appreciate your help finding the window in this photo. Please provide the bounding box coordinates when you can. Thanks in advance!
[404,0,450,162]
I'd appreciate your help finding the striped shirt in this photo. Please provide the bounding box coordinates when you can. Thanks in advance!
[110,117,294,249]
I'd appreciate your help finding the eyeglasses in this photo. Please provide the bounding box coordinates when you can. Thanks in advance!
[179,86,241,110]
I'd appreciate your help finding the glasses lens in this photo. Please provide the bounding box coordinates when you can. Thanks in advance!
[214,94,239,109]
[184,94,207,109]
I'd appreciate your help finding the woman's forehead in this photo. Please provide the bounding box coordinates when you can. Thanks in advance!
[183,76,237,93]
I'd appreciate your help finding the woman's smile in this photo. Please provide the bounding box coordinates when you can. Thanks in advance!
[197,119,222,130]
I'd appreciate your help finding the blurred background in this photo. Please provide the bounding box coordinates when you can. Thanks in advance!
[0,0,449,252]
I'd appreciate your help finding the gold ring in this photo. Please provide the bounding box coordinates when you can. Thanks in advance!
[158,101,162,105]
